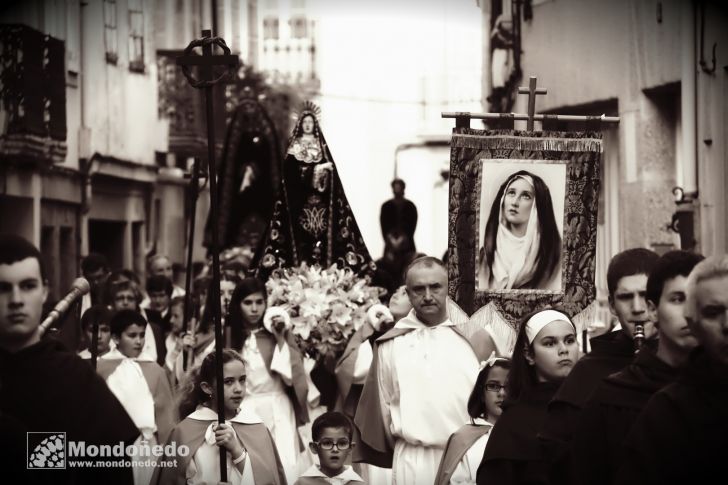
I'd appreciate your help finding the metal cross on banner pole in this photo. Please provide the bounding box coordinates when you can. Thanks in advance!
[442,75,620,129]
[177,29,239,483]
[518,76,547,131]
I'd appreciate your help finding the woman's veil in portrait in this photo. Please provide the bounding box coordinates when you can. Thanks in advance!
[479,173,543,290]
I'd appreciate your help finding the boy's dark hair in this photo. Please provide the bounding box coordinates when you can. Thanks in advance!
[467,358,511,420]
[311,411,353,441]
[120,269,141,285]
[81,305,113,331]
[146,275,173,296]
[81,253,109,275]
[0,234,46,280]
[109,309,147,336]
[607,248,659,298]
[646,250,705,306]
[391,178,405,190]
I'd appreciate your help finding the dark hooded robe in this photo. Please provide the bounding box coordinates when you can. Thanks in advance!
[0,338,139,484]
[613,348,728,485]
[477,381,560,485]
[538,330,643,484]
[569,347,679,485]
[254,106,374,280]
[380,196,418,251]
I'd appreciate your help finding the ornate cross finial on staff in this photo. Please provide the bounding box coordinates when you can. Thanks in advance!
[518,76,547,131]
[177,29,239,484]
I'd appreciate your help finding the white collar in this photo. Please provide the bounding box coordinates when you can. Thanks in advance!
[100,347,155,362]
[394,309,454,330]
[300,464,362,482]
[187,404,262,424]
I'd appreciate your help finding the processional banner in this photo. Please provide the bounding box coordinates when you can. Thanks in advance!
[448,128,602,354]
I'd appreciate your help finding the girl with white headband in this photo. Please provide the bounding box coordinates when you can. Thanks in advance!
[435,353,511,485]
[478,170,562,291]
[476,308,579,485]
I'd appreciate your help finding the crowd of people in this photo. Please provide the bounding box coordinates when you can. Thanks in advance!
[1,232,726,485]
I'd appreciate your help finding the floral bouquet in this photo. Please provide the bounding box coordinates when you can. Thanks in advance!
[265,262,383,365]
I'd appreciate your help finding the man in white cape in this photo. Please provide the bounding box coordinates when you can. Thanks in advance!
[353,256,495,485]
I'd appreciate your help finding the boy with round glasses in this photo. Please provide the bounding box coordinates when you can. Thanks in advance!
[296,411,365,485]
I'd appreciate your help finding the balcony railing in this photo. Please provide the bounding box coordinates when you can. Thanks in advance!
[0,24,67,164]
[156,49,206,159]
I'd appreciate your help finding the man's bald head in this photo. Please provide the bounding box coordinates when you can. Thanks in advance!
[405,256,448,326]
[148,254,173,280]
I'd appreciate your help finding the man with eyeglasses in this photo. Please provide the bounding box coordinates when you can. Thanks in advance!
[355,256,495,485]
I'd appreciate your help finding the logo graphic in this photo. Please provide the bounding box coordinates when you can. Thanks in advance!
[27,432,66,469]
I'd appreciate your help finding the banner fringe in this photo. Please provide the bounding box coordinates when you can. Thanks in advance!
[452,133,603,153]
[468,300,600,357]
[468,302,517,357]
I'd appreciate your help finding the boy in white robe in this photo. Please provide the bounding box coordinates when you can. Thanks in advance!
[97,309,177,485]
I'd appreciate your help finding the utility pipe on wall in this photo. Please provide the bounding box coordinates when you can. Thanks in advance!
[680,0,698,198]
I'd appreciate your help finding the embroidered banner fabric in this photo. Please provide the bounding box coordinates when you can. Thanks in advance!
[448,128,602,352]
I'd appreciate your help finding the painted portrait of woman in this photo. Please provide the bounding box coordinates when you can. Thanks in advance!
[477,169,562,291]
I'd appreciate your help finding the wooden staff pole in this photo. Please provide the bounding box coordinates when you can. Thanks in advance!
[182,157,200,372]
[177,30,239,483]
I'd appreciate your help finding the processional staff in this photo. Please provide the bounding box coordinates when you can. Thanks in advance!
[182,157,203,372]
[177,29,239,483]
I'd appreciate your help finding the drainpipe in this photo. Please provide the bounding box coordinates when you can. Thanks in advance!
[680,1,697,200]
[672,0,699,251]
[78,0,90,256]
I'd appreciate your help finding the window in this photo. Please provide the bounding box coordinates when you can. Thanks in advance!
[103,0,118,64]
[263,17,279,40]
[128,0,145,72]
[289,16,308,38]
